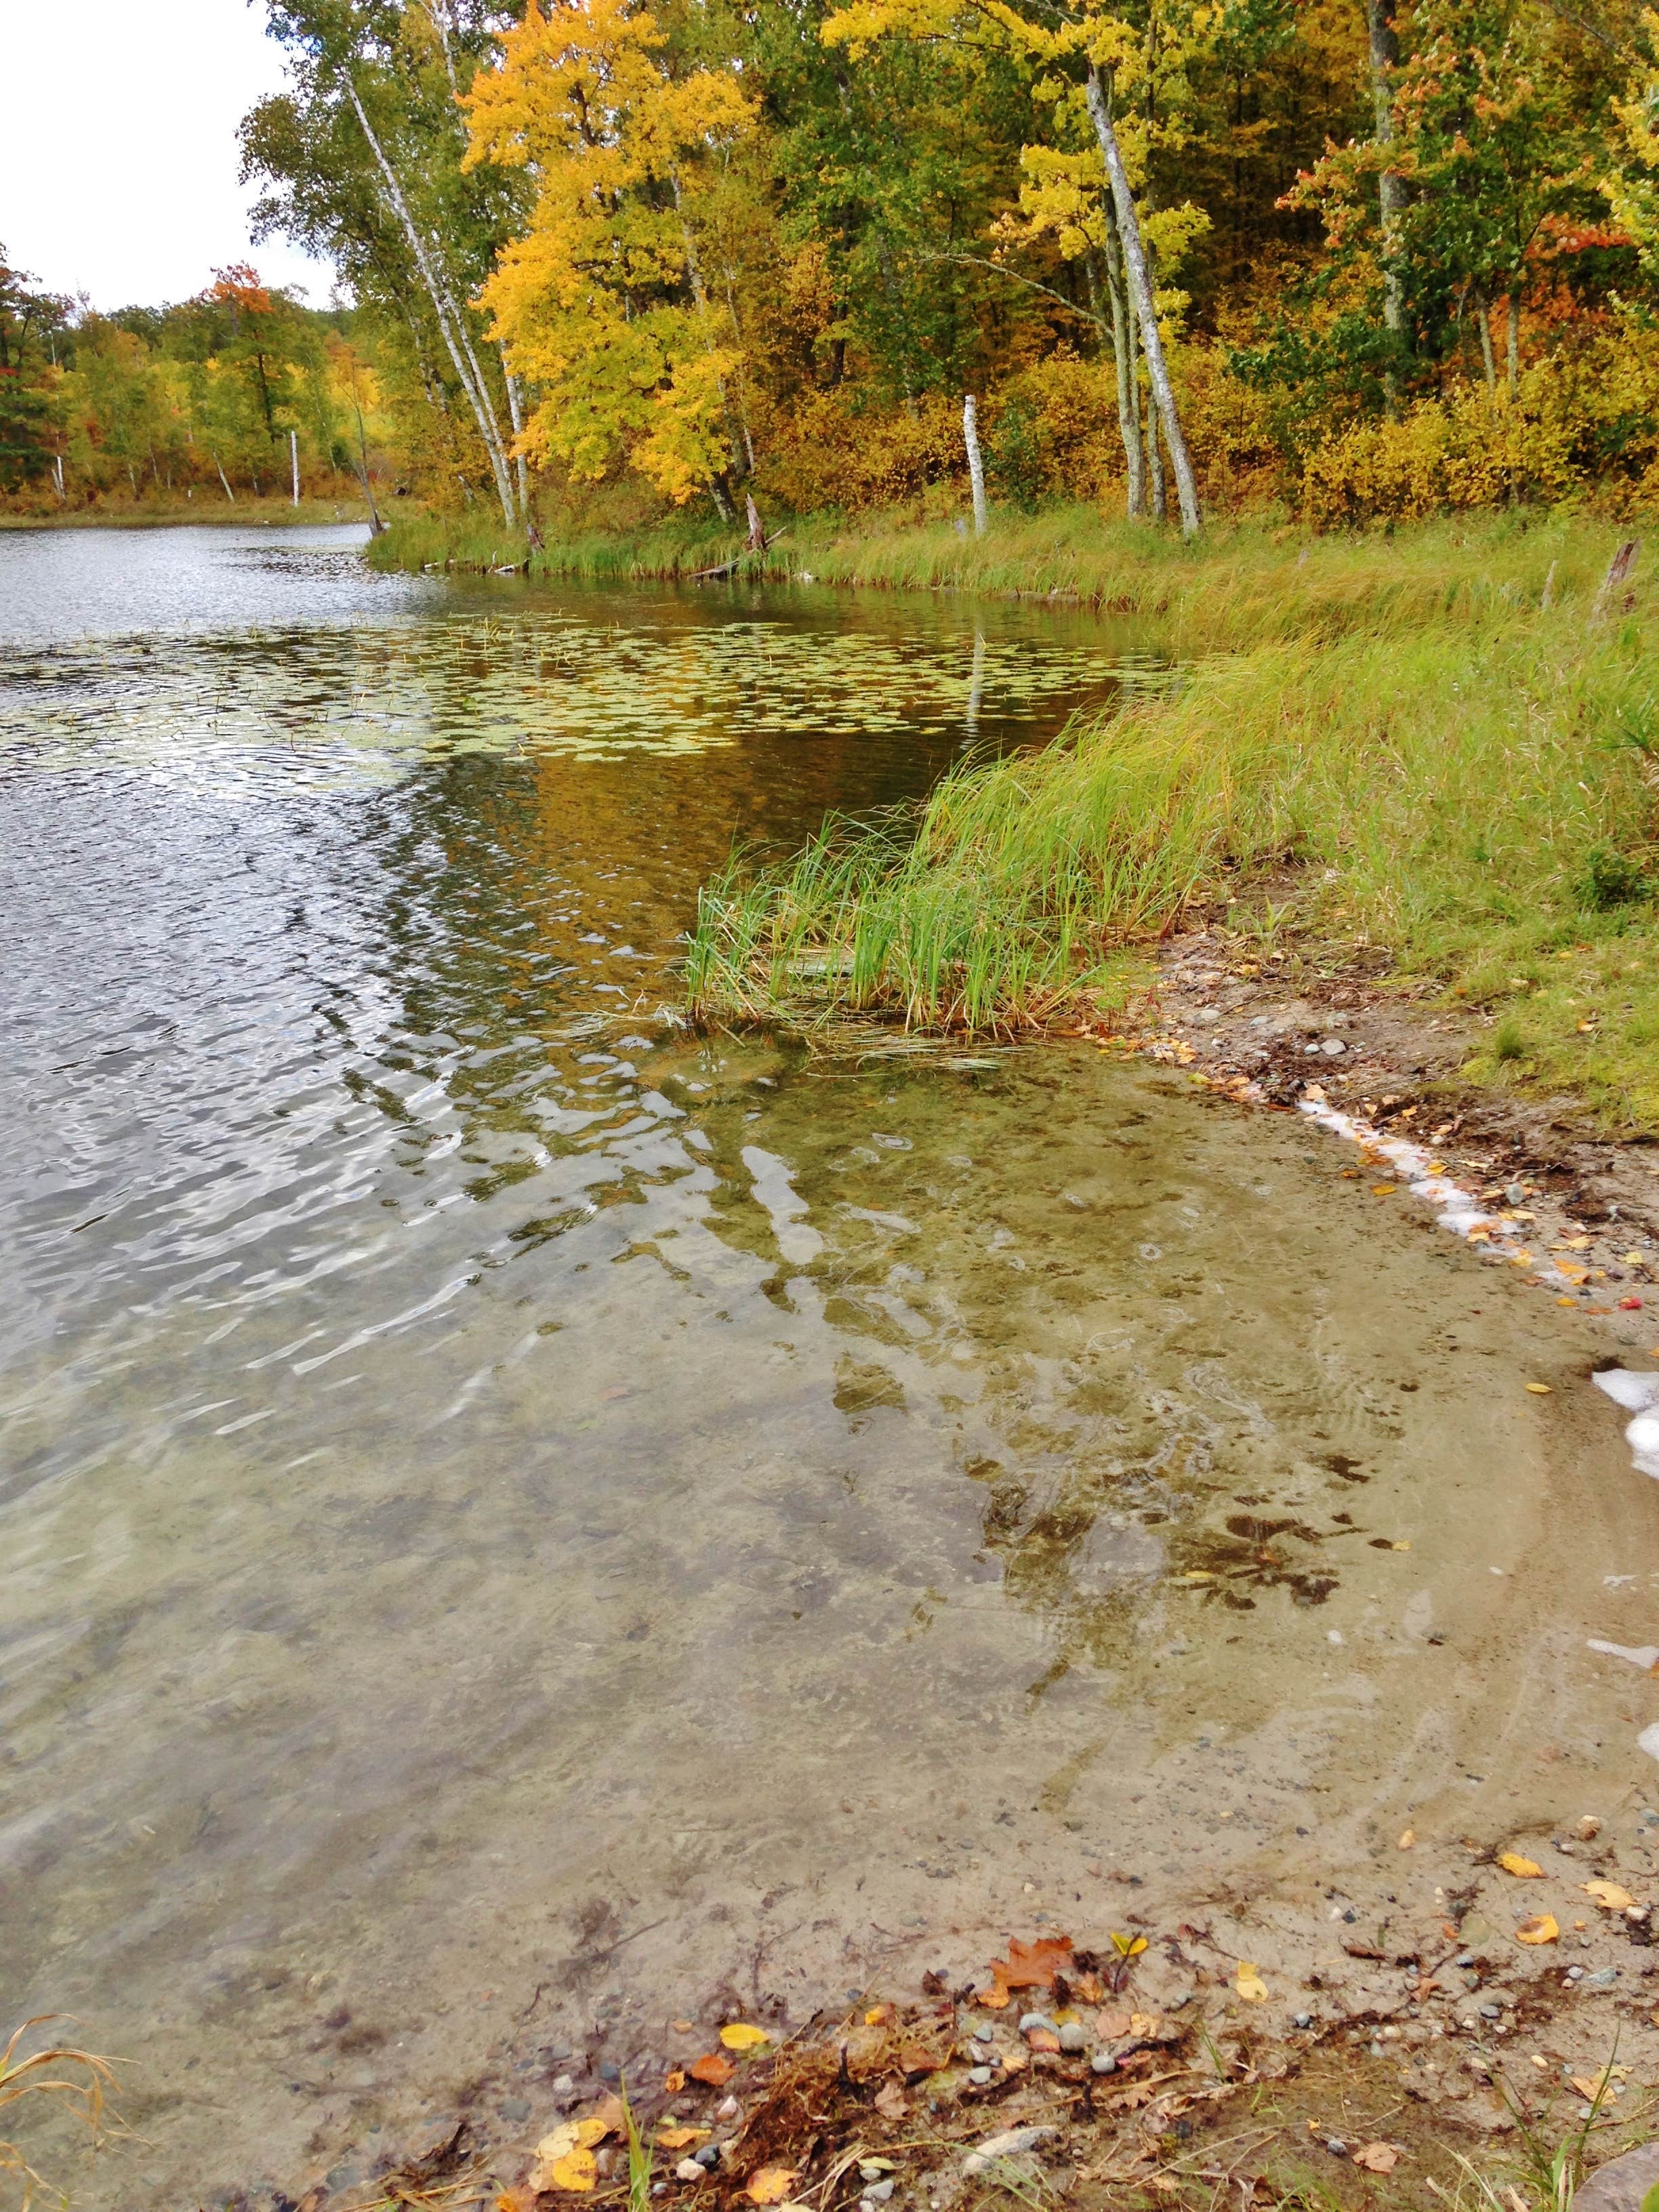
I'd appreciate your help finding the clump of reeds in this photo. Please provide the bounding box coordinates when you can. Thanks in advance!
[1,2017,118,2209]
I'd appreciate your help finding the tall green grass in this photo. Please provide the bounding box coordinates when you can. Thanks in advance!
[689,554,1659,1126]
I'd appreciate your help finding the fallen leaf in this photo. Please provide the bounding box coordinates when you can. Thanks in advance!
[863,2006,892,2028]
[1352,2143,1401,2175]
[1372,1183,1397,1196]
[658,2130,712,2152]
[689,2054,735,2087]
[1073,1973,1104,2003]
[541,2151,596,2194]
[1525,1382,1553,1395]
[1025,2028,1061,2053]
[999,2047,1029,2074]
[984,1934,1074,2007]
[874,2081,907,2121]
[1109,1931,1149,1959]
[1498,1852,1543,1878]
[1236,1962,1268,2003]
[1097,2009,1132,2038]
[1569,2071,1626,2102]
[1129,2013,1170,2041]
[746,2170,798,2205]
[498,2192,535,2212]
[897,2043,947,2074]
[1397,1828,1416,1850]
[664,2072,686,2093]
[590,2096,626,2139]
[1515,1914,1559,1945]
[720,2023,771,2051]
[1583,1880,1635,1911]
[672,2020,695,2034]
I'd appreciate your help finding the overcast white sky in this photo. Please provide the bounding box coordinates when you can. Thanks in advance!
[0,0,336,311]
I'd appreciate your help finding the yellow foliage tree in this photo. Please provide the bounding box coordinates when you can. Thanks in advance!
[463,0,756,509]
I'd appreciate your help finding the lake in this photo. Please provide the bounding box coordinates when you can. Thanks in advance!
[0,524,1646,2209]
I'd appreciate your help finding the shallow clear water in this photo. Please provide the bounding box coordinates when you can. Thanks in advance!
[1,526,1647,2209]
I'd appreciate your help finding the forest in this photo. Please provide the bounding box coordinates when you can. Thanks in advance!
[12,0,1659,533]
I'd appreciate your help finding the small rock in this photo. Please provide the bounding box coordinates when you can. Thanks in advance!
[716,2097,740,2121]
[1479,2003,1502,2020]
[1017,2012,1058,2037]
[552,2074,575,2094]
[1090,2052,1117,2076]
[1454,1954,1475,1969]
[675,2161,704,2186]
[867,2184,896,2203]
[600,2061,621,2083]
[970,2026,994,2044]
[1506,1184,1528,1206]
[1568,1966,1585,1982]
[1324,2139,1348,2158]
[1058,2022,1087,2053]
[1574,2142,1659,2212]
[1292,2013,1313,2030]
[1584,1967,1620,1988]
[1166,1992,1191,2010]
[325,2167,359,2192]
[500,2098,531,2123]
[1321,1038,1346,1057]
[969,2066,994,2085]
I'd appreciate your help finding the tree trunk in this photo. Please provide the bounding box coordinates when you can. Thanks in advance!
[1084,66,1200,535]
[1507,293,1520,393]
[501,354,540,547]
[344,75,517,527]
[1098,207,1146,517]
[1477,297,1497,393]
[291,427,300,506]
[354,401,385,535]
[745,493,767,551]
[963,394,988,535]
[212,453,236,502]
[1365,0,1406,405]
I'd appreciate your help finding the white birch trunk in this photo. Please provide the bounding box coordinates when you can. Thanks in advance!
[1084,66,1200,535]
[963,394,987,536]
[344,76,517,526]
[290,427,300,506]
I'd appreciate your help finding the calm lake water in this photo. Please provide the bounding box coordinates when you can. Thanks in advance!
[1,526,1647,2209]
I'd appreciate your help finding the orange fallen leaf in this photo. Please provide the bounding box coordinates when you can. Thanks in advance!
[664,2071,687,2093]
[999,2047,1029,2074]
[543,2150,596,2194]
[720,2023,770,2051]
[689,2053,735,2087]
[590,2095,626,2138]
[1372,1183,1397,1196]
[1236,1962,1268,2003]
[530,2118,610,2191]
[1025,2028,1061,2053]
[498,2192,535,2212]
[746,2169,798,2205]
[672,2020,695,2034]
[863,2006,891,2028]
[1515,1914,1559,1945]
[984,1933,1074,2007]
[1073,1972,1105,2004]
[874,2081,907,2121]
[1352,2143,1400,2174]
[1498,1852,1543,1878]
[897,2043,947,2074]
[658,2129,712,2152]
[1582,1880,1635,1911]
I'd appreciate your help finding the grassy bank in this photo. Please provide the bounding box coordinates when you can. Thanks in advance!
[681,514,1659,1129]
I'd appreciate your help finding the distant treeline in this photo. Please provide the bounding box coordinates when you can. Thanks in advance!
[0,259,388,511]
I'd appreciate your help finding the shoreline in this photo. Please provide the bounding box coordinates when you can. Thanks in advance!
[0,498,377,532]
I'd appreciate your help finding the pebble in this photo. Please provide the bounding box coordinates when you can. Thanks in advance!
[716,2097,740,2121]
[1321,1038,1346,1057]
[1167,1992,1191,2010]
[1090,2052,1117,2076]
[1454,1954,1475,1969]
[1506,1183,1528,1206]
[1058,2022,1087,2053]
[1017,2012,1059,2037]
[1568,1966,1584,1982]
[970,2026,994,2043]
[675,2161,704,2185]
[1479,2003,1502,2019]
[969,2067,994,2085]
[867,2184,896,2203]
[600,2061,621,2083]
[1292,2013,1313,2030]
[552,2073,575,2094]
[1584,1967,1620,1988]
[1324,2139,1348,2158]
[1574,2141,1659,2211]
[500,2098,531,2123]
